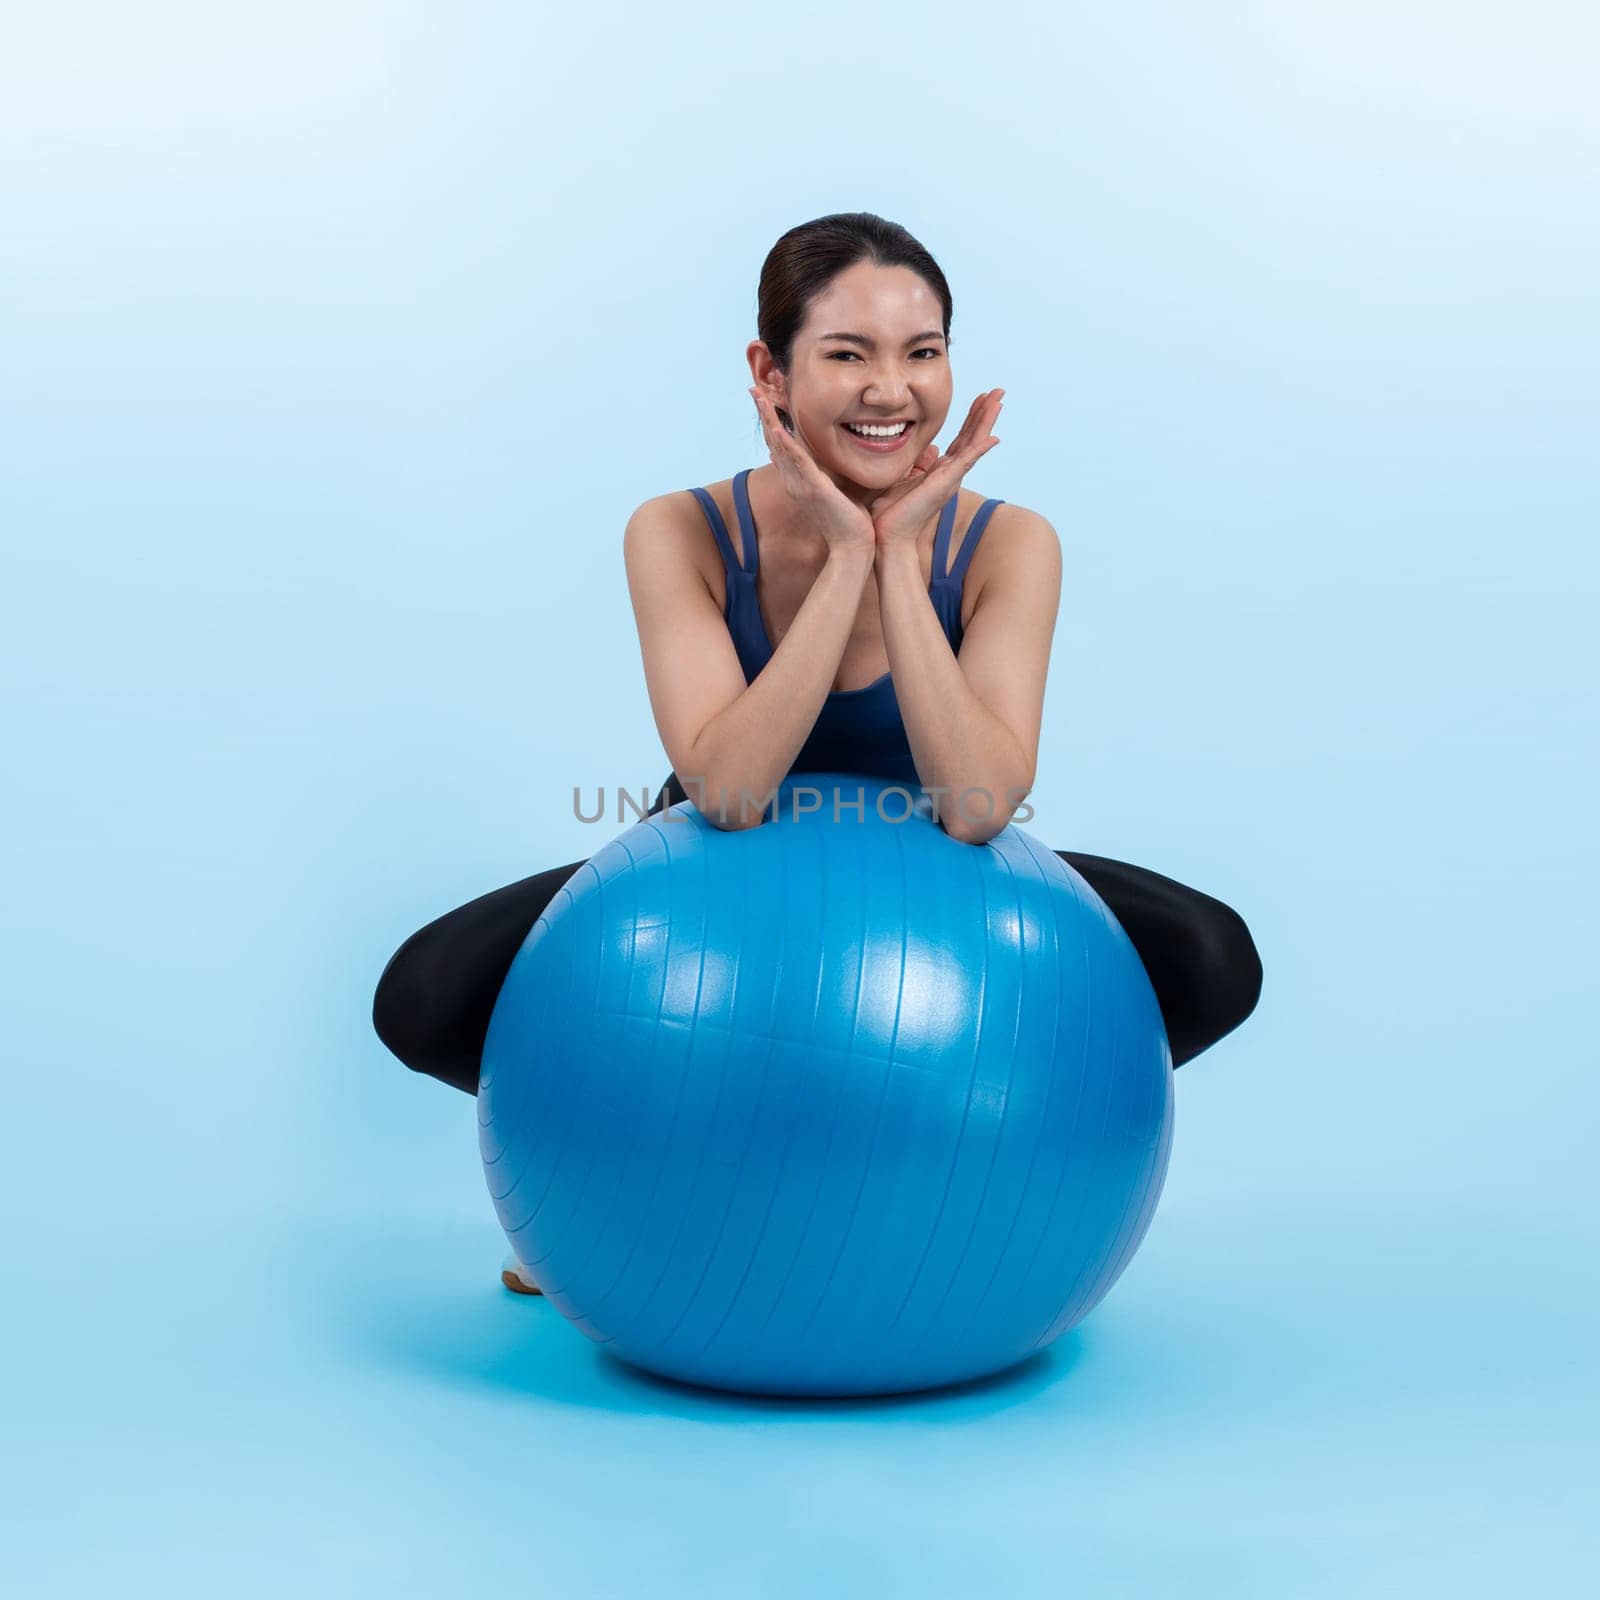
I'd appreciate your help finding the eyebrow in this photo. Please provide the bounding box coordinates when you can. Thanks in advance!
[816,330,946,347]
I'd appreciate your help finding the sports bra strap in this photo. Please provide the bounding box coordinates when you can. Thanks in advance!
[930,495,960,580]
[687,486,750,579]
[935,497,1006,585]
[694,474,1005,589]
[731,469,761,577]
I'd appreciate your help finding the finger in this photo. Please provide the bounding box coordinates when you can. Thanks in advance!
[944,392,992,459]
[753,388,802,461]
[752,389,802,473]
[915,429,999,497]
[948,395,1002,467]
[751,386,785,444]
[753,389,829,494]
[942,401,979,458]
[964,389,1003,444]
[750,386,772,437]
[889,443,937,483]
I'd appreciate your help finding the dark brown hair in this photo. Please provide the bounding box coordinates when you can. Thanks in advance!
[756,212,954,433]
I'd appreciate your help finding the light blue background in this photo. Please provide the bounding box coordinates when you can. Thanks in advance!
[3,2,1596,1594]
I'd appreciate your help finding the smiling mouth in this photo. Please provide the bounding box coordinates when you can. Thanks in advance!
[841,421,913,443]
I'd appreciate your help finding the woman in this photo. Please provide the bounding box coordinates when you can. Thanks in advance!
[372,212,1263,1295]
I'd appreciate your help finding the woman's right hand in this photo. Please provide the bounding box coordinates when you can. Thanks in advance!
[750,387,877,557]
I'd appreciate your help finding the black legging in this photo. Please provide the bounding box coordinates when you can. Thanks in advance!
[372,771,1264,1096]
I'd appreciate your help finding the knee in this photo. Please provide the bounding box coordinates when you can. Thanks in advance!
[1195,903,1264,1035]
[371,931,449,1076]
[1158,904,1263,1069]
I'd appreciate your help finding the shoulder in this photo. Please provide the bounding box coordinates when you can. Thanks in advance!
[625,482,738,537]
[961,491,1058,548]
[964,496,1060,598]
[981,497,1057,541]
[624,486,725,548]
[628,486,709,526]
[622,488,725,598]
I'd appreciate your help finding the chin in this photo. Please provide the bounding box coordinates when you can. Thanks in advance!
[832,459,903,491]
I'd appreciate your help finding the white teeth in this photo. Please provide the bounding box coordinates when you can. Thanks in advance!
[845,422,910,438]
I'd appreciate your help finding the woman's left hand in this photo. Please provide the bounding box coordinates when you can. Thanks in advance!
[868,389,1004,552]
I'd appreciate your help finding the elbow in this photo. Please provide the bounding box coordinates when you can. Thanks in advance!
[941,770,1034,847]
[701,808,761,834]
[689,770,773,832]
[676,739,774,832]
[943,816,1004,848]
[938,804,999,846]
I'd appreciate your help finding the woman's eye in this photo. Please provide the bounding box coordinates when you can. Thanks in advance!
[828,349,941,361]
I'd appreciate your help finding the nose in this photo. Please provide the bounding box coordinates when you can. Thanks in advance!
[864,374,913,407]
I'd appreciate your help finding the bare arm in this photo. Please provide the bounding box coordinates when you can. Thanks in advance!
[623,494,875,829]
[878,506,1061,844]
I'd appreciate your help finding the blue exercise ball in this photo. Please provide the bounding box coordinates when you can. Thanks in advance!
[480,773,1173,1398]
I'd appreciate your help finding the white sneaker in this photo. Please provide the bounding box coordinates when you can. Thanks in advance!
[500,1251,544,1296]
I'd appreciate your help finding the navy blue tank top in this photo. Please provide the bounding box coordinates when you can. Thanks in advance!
[688,467,1006,787]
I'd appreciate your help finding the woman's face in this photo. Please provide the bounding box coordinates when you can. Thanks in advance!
[751,259,953,492]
